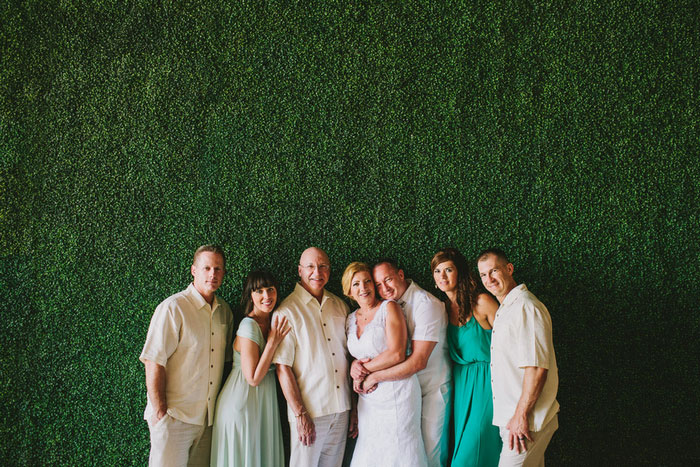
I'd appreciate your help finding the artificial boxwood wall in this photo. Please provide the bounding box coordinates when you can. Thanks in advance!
[1,1,698,465]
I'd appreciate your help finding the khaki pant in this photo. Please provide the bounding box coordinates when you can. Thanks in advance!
[498,415,558,467]
[289,411,349,467]
[148,414,212,467]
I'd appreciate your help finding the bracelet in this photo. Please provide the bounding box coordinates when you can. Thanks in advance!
[295,409,307,418]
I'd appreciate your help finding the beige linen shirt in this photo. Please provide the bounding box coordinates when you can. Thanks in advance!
[272,283,351,419]
[399,280,451,393]
[491,284,559,431]
[140,283,233,426]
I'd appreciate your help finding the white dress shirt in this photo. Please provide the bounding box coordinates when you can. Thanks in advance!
[399,280,451,393]
[491,284,559,430]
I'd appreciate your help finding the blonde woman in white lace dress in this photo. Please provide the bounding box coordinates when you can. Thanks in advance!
[342,262,427,467]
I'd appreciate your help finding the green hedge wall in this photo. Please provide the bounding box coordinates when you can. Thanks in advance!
[2,1,698,465]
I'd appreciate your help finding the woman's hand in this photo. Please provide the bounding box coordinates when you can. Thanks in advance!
[361,373,378,394]
[353,378,366,394]
[350,358,371,381]
[267,316,290,348]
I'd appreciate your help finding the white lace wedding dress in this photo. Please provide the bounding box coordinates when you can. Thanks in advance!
[346,300,427,467]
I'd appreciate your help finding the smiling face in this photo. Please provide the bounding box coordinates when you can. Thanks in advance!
[477,254,516,302]
[298,247,330,299]
[433,260,459,294]
[251,285,277,314]
[350,271,376,306]
[191,251,225,302]
[372,263,408,301]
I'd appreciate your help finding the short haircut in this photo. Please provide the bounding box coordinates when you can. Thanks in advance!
[240,270,280,316]
[342,262,373,299]
[193,244,226,267]
[373,258,400,273]
[476,248,510,265]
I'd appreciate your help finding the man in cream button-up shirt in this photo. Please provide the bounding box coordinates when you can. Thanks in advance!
[140,245,233,467]
[478,248,559,467]
[273,247,352,467]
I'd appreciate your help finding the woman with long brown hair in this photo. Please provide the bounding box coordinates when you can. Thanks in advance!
[431,248,501,466]
[211,270,290,467]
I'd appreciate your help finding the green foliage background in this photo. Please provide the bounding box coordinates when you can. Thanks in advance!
[1,1,699,465]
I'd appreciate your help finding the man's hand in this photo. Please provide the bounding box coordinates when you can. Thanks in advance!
[350,358,371,381]
[296,413,316,446]
[148,408,167,427]
[505,410,532,454]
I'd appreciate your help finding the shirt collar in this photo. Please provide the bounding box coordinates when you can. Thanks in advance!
[186,283,219,312]
[398,279,416,307]
[294,282,327,306]
[501,283,528,308]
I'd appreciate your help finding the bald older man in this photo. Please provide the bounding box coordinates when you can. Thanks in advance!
[272,247,353,467]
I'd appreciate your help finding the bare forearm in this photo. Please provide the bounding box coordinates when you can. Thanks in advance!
[370,353,423,383]
[370,340,434,383]
[276,364,307,416]
[364,348,406,372]
[249,342,277,386]
[144,360,167,414]
[515,367,548,417]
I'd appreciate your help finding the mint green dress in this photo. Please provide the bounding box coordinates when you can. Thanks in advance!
[211,318,284,467]
[447,318,502,466]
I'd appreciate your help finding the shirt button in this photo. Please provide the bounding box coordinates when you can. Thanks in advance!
[327,338,330,341]
[211,365,214,368]
[210,381,213,385]
[336,385,339,389]
[332,353,335,356]
[323,323,327,326]
[335,369,338,373]
[211,349,214,352]
[211,332,214,335]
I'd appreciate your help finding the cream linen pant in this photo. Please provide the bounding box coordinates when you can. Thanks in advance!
[148,414,212,467]
[289,411,349,467]
[498,415,558,467]
[421,382,451,467]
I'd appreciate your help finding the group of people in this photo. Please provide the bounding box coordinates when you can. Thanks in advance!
[140,244,559,467]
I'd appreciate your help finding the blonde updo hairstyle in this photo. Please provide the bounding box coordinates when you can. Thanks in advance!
[341,261,373,302]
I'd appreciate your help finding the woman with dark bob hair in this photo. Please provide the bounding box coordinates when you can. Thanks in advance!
[430,248,501,466]
[211,270,290,467]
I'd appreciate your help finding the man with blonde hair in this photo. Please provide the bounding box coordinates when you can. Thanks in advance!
[140,245,234,467]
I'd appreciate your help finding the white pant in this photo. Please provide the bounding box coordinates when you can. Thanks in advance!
[498,415,558,467]
[289,411,349,467]
[421,382,451,467]
[148,414,212,467]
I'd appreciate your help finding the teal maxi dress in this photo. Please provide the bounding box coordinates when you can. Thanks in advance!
[211,317,284,467]
[447,318,502,466]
